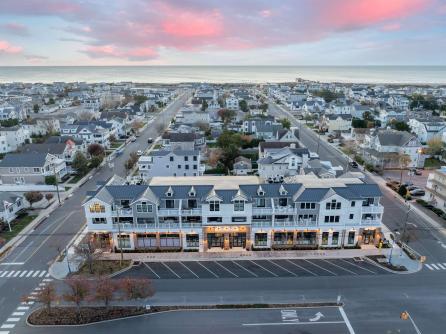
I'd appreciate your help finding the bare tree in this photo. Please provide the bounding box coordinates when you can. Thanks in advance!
[63,277,91,319]
[74,238,103,275]
[24,191,43,208]
[399,154,412,185]
[35,283,58,315]
[77,111,94,121]
[120,278,155,301]
[93,277,118,309]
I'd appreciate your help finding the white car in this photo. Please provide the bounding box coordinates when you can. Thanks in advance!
[137,150,143,156]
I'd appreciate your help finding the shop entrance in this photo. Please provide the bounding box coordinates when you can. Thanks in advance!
[207,233,224,249]
[229,232,246,248]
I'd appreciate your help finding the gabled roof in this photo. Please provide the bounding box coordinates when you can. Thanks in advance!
[0,152,49,168]
[21,143,66,155]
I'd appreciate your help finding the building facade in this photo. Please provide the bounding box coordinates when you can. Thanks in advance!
[84,175,384,253]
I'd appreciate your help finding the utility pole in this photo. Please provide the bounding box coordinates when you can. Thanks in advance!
[401,203,411,250]
[53,164,61,205]
[116,204,124,267]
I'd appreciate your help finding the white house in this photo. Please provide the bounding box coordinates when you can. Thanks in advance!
[408,117,446,144]
[225,97,239,110]
[0,193,27,225]
[0,126,31,153]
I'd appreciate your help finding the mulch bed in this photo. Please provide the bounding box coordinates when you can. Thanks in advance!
[367,255,407,271]
[29,302,340,326]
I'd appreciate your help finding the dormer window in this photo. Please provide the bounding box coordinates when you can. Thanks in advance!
[188,186,196,197]
[257,186,265,196]
[279,185,288,196]
[165,186,174,197]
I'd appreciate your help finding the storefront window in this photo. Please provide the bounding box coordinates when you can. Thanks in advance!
[322,232,329,245]
[348,231,355,244]
[160,233,181,247]
[273,232,293,245]
[255,233,268,246]
[186,234,199,247]
[332,232,339,245]
[117,235,130,248]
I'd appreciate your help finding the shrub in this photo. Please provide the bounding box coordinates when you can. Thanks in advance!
[45,175,57,185]
[416,199,428,206]
[398,185,408,198]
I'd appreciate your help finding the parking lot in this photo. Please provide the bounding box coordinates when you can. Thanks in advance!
[119,257,391,280]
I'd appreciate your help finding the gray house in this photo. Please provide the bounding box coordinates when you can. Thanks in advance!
[0,152,67,184]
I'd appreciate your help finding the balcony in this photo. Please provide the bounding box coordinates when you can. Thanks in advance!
[252,207,274,215]
[181,208,202,216]
[181,222,202,228]
[252,221,273,228]
[361,205,384,215]
[274,221,297,227]
[274,206,296,214]
[158,208,180,216]
[361,219,381,226]
[111,208,133,216]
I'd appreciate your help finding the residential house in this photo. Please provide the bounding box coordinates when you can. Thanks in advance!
[408,117,446,144]
[138,150,204,180]
[233,157,252,175]
[321,114,352,133]
[424,166,446,211]
[60,121,116,149]
[0,152,67,184]
[162,132,206,151]
[0,192,27,225]
[0,126,31,154]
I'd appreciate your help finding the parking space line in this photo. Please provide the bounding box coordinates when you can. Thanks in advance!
[214,261,239,278]
[232,261,258,277]
[143,263,160,279]
[303,259,338,276]
[339,259,377,274]
[179,262,200,278]
[267,260,297,277]
[285,259,318,276]
[161,262,182,279]
[339,306,356,334]
[322,260,358,275]
[197,262,219,278]
[249,261,278,277]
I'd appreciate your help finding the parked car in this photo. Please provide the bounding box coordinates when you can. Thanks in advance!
[349,161,359,168]
[130,136,136,142]
[410,168,422,175]
[407,185,419,191]
[410,189,425,196]
[147,138,154,144]
[137,150,143,156]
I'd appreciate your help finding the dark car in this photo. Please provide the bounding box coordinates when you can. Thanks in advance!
[147,138,154,144]
[349,161,359,168]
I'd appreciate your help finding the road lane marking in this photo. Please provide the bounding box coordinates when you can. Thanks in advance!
[0,272,7,277]
[242,321,345,326]
[12,312,25,316]
[285,259,317,276]
[436,263,445,270]
[339,259,377,274]
[179,262,199,278]
[425,264,433,270]
[5,318,19,322]
[0,263,24,266]
[32,271,40,277]
[10,241,35,263]
[19,271,27,277]
[339,306,356,334]
[248,260,279,277]
[232,261,258,277]
[267,260,297,276]
[6,271,15,277]
[143,263,160,279]
[39,271,46,277]
[303,259,338,276]
[431,264,440,270]
[12,271,21,277]
[214,261,238,278]
[161,262,181,279]
[17,307,29,310]
[0,331,10,334]
[0,324,15,329]
[321,260,358,275]
[26,271,34,277]
[196,261,219,278]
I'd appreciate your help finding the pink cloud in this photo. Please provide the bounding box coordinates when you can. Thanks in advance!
[0,40,23,54]
[83,45,157,61]
[1,22,29,36]
[0,0,436,62]
[381,23,401,31]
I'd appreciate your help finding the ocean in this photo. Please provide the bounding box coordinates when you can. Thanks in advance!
[0,66,445,85]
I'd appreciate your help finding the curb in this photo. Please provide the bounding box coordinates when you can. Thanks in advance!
[26,302,342,328]
[364,256,422,275]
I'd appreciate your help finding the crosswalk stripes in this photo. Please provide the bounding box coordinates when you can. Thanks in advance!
[425,263,446,271]
[0,270,48,279]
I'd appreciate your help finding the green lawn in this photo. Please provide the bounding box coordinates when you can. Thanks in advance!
[69,173,85,184]
[424,157,444,169]
[111,142,122,149]
[1,214,37,242]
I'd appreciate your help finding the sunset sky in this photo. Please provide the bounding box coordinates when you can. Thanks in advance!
[0,0,445,66]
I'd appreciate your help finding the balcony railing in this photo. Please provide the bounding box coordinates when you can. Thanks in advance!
[158,208,180,216]
[252,221,272,228]
[361,219,381,226]
[111,208,133,216]
[181,208,202,215]
[274,206,296,214]
[361,205,384,214]
[252,207,274,214]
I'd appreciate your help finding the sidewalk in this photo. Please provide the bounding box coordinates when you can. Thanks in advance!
[100,247,390,262]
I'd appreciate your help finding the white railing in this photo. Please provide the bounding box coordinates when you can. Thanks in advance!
[361,219,381,226]
[111,208,133,216]
[252,207,274,215]
[361,205,384,214]
[158,209,180,216]
[181,208,202,215]
[274,206,296,214]
[181,222,202,228]
[252,221,272,228]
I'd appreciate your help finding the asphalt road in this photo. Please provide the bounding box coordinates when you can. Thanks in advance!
[0,91,190,327]
[268,101,446,265]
